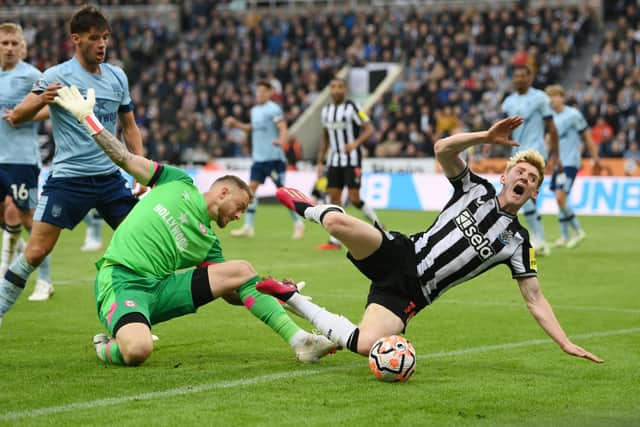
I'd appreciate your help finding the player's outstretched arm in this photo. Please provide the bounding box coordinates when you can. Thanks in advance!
[10,83,60,125]
[517,276,604,363]
[54,85,153,185]
[434,116,523,178]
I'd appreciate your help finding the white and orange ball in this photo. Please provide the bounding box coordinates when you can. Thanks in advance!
[368,335,416,382]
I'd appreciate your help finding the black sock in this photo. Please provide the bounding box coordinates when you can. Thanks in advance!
[346,328,360,353]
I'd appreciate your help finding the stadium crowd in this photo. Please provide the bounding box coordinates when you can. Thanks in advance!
[8,1,640,168]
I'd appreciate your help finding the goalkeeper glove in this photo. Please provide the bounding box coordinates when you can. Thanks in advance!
[54,85,104,136]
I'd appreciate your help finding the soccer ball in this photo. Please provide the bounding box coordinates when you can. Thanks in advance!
[368,335,416,382]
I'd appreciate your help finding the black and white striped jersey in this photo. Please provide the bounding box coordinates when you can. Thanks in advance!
[409,167,537,304]
[321,100,369,168]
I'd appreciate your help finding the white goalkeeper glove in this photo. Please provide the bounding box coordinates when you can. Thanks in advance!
[54,85,104,136]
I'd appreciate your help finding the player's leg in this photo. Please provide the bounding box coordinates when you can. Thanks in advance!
[278,187,383,259]
[112,321,154,366]
[0,220,61,320]
[258,280,403,356]
[94,264,154,366]
[348,189,378,223]
[81,209,104,251]
[258,228,420,356]
[19,209,54,302]
[1,198,21,276]
[354,304,405,355]
[204,261,335,362]
[555,188,570,247]
[0,166,30,275]
[522,198,549,255]
[12,164,55,300]
[231,164,262,237]
[316,166,346,250]
[1,174,99,319]
[272,161,304,239]
[560,168,585,248]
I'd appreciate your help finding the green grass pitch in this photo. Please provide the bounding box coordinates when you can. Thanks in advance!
[0,206,638,426]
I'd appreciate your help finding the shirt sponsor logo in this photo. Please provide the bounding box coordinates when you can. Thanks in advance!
[455,209,495,260]
[198,222,208,234]
[323,121,347,130]
[153,203,188,252]
[498,230,514,245]
[51,204,62,218]
[94,99,117,126]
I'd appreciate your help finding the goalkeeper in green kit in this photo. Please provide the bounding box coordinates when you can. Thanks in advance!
[54,86,336,366]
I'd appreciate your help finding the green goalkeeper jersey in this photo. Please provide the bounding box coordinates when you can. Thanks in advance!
[102,164,224,276]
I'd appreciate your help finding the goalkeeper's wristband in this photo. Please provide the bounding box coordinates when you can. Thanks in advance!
[81,113,104,136]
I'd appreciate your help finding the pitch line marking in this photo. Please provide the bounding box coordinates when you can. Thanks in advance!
[1,327,637,422]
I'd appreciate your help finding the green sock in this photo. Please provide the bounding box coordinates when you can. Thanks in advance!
[237,277,302,345]
[100,339,126,365]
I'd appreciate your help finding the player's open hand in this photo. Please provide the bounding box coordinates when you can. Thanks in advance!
[54,85,95,122]
[486,116,523,146]
[562,342,604,363]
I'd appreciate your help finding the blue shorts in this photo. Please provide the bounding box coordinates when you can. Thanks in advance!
[250,160,286,186]
[34,172,138,230]
[549,166,578,194]
[0,164,40,211]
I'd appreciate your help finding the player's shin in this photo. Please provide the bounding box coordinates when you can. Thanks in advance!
[0,254,35,316]
[285,293,358,351]
[245,198,257,227]
[558,210,570,241]
[237,277,305,346]
[523,199,545,241]
[0,224,21,274]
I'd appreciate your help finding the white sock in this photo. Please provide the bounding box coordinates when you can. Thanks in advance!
[303,204,344,224]
[286,293,357,348]
[328,235,341,246]
[1,226,21,269]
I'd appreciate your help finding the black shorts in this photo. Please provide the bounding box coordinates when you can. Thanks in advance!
[347,226,428,326]
[327,166,361,189]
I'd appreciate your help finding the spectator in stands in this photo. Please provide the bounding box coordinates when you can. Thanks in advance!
[591,117,615,156]
[624,142,640,175]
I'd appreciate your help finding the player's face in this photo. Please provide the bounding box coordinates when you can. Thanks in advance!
[215,188,250,228]
[500,162,540,207]
[549,94,564,111]
[0,32,22,69]
[256,85,271,105]
[73,27,110,67]
[512,69,530,93]
[330,80,346,102]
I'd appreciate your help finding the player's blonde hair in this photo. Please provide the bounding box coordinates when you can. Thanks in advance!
[0,22,24,37]
[505,150,545,188]
[545,84,564,97]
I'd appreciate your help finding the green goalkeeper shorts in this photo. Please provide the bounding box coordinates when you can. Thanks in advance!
[95,262,197,335]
